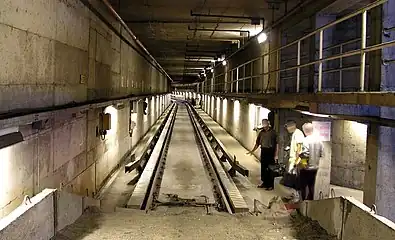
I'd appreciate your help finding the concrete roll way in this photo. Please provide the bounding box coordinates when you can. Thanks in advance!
[157,104,216,205]
[127,101,248,213]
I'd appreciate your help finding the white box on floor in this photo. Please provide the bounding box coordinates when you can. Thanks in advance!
[274,177,300,202]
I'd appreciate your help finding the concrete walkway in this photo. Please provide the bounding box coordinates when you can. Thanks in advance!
[158,105,215,204]
[54,207,336,240]
[196,109,277,209]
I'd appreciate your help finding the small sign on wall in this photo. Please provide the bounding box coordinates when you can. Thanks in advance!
[312,121,331,142]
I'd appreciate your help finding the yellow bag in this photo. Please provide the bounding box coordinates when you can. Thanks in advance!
[299,158,309,169]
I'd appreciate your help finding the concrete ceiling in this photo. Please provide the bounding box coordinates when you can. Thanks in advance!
[321,0,372,15]
[109,0,293,83]
[109,0,370,84]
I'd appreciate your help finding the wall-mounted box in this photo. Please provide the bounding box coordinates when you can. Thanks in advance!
[100,113,111,131]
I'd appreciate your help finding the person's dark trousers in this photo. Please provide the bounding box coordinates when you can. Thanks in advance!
[260,147,275,188]
[299,168,318,200]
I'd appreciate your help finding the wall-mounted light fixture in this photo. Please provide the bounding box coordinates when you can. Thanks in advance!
[0,127,24,149]
[130,100,137,113]
[257,32,268,44]
[222,60,227,66]
[298,110,330,118]
[115,102,125,110]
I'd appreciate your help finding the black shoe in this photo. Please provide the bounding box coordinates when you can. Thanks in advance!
[257,184,265,188]
[265,187,274,191]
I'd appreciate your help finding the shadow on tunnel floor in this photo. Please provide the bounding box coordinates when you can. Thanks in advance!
[53,207,102,240]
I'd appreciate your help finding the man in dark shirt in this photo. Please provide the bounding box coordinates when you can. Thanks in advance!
[247,119,279,189]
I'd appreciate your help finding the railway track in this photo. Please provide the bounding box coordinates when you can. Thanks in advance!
[126,101,248,214]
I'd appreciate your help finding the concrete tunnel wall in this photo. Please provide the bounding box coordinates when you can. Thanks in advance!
[0,0,169,112]
[0,0,171,218]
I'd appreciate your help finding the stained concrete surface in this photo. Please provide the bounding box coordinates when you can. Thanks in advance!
[0,189,56,240]
[331,120,366,190]
[54,207,336,240]
[63,105,338,240]
[158,105,215,204]
[330,185,363,202]
[0,0,170,219]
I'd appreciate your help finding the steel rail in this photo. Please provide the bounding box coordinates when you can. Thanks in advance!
[130,101,236,212]
[186,103,234,214]
[144,105,178,211]
[126,104,177,209]
[124,104,175,174]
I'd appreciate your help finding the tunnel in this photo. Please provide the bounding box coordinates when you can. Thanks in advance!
[0,0,395,239]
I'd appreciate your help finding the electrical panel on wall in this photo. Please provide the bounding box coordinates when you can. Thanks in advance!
[130,101,138,113]
[143,99,148,115]
[97,112,111,139]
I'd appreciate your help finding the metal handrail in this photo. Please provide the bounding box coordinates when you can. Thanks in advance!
[206,38,395,92]
[201,0,394,94]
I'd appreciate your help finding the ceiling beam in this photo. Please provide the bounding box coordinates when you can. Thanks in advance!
[125,19,250,24]
[185,53,218,57]
[166,67,205,70]
[157,57,215,62]
[168,72,200,75]
[190,11,264,22]
[188,26,250,33]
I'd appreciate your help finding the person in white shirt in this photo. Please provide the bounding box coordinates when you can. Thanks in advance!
[297,123,324,200]
[285,120,304,173]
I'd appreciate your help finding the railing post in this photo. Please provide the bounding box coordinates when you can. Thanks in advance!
[297,41,301,93]
[276,50,280,93]
[360,10,367,92]
[318,30,323,92]
[236,67,239,93]
[211,71,215,93]
[224,71,227,93]
[250,62,253,92]
[262,56,265,93]
[230,70,234,93]
[339,45,343,92]
[243,65,246,93]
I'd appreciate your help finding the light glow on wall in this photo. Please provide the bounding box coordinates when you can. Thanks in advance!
[104,106,118,136]
[233,100,240,123]
[248,104,256,128]
[156,96,160,118]
[151,97,155,123]
[210,96,215,116]
[258,106,271,123]
[222,98,228,121]
[216,97,221,120]
[0,146,11,208]
[246,25,264,37]
[350,121,368,141]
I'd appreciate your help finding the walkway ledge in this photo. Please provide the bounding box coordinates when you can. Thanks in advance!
[299,196,395,240]
[0,189,100,240]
